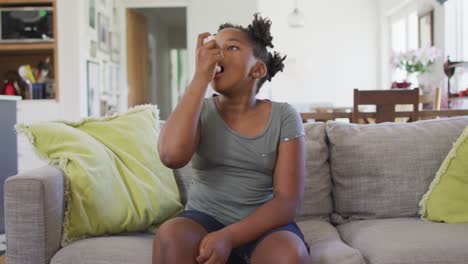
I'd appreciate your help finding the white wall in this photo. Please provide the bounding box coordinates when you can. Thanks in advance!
[56,0,122,121]
[56,0,83,121]
[257,0,379,107]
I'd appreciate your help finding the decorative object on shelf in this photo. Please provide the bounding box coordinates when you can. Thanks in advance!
[0,6,54,43]
[287,0,304,28]
[458,88,468,97]
[2,81,18,96]
[86,61,100,117]
[391,46,442,89]
[391,81,412,89]
[443,56,468,108]
[98,13,110,53]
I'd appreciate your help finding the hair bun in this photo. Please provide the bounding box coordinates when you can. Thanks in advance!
[266,51,286,81]
[247,13,274,49]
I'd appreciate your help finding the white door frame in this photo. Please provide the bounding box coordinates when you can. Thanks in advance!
[115,0,191,110]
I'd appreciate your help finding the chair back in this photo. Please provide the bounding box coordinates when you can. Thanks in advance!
[352,88,419,123]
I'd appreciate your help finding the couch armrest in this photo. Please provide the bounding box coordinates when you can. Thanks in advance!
[297,219,365,264]
[5,165,65,264]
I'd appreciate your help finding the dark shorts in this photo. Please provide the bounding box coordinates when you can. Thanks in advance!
[176,210,310,264]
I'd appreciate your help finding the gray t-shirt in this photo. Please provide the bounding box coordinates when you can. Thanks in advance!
[186,95,304,225]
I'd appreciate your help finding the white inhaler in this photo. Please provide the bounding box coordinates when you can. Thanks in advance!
[203,35,222,73]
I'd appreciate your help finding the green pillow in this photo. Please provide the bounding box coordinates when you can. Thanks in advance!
[16,105,183,246]
[419,126,468,223]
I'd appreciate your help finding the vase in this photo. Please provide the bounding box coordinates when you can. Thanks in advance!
[407,72,419,89]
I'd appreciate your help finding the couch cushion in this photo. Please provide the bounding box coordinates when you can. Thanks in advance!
[297,219,364,264]
[51,233,153,264]
[337,218,468,264]
[326,117,468,224]
[298,122,333,220]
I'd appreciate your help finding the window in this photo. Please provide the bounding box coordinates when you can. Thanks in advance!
[390,11,419,82]
[445,0,468,94]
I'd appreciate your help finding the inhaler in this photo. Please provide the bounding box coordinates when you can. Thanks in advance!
[204,35,222,73]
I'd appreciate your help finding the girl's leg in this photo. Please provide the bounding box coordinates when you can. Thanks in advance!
[152,217,207,264]
[249,230,309,264]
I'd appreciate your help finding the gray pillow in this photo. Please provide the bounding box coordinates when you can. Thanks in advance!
[326,117,468,224]
[298,122,333,221]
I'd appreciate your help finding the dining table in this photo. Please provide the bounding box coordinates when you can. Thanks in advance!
[300,109,468,123]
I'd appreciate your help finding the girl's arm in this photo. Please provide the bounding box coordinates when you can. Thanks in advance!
[158,33,223,169]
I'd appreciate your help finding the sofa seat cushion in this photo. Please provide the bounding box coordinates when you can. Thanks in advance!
[297,219,364,264]
[337,218,468,264]
[51,233,153,264]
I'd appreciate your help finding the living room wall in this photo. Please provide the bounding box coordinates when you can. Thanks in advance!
[57,0,122,121]
[257,0,379,108]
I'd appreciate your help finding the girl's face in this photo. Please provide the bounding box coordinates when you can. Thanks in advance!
[211,28,259,95]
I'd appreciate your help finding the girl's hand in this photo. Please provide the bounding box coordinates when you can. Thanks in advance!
[196,229,234,264]
[194,32,224,83]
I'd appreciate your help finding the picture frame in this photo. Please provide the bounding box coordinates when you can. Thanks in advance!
[98,13,110,53]
[89,0,96,29]
[110,32,120,62]
[86,61,100,117]
[90,40,97,58]
[419,10,434,48]
[102,60,109,94]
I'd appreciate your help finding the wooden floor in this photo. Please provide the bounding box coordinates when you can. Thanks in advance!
[0,255,5,264]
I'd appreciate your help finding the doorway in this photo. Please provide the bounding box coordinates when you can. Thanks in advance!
[125,6,188,120]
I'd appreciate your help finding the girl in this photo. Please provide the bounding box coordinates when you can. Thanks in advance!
[154,13,308,264]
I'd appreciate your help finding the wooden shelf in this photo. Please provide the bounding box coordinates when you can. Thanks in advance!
[0,42,54,52]
[0,0,53,4]
[0,0,58,101]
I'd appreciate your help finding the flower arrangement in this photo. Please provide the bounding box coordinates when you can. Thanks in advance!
[391,47,443,74]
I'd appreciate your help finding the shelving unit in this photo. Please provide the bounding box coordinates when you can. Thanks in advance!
[0,0,58,100]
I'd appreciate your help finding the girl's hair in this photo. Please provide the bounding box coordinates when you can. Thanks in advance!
[218,13,287,93]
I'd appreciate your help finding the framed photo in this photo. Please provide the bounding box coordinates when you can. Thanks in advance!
[102,60,109,93]
[89,0,95,29]
[90,40,97,58]
[98,13,110,53]
[110,32,120,62]
[87,61,100,117]
[419,10,434,48]
[110,64,120,94]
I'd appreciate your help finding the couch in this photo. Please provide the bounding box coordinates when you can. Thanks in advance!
[5,116,468,264]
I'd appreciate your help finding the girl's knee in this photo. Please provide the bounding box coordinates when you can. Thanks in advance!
[154,217,207,249]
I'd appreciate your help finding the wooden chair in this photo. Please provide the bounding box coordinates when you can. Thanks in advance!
[419,87,442,111]
[352,88,420,123]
